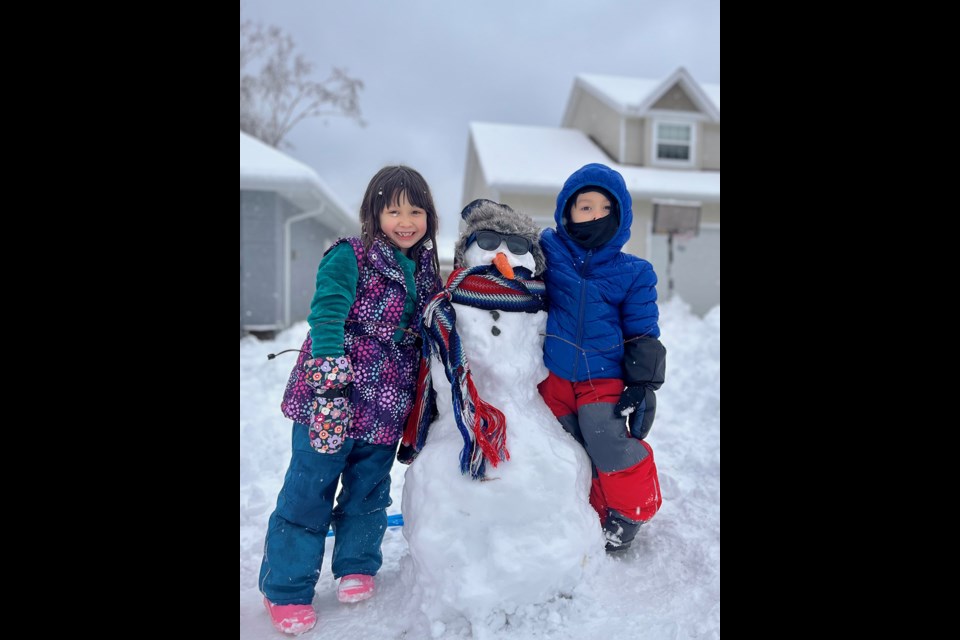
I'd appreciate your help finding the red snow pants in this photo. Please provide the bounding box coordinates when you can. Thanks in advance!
[538,372,662,523]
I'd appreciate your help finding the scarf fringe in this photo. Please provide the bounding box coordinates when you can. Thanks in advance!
[468,375,509,467]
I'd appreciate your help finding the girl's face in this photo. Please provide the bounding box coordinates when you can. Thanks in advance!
[379,191,427,255]
[570,191,613,223]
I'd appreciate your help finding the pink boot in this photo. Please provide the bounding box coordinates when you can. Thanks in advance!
[337,574,375,603]
[263,598,317,635]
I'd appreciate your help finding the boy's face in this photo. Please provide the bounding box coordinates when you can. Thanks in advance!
[570,191,613,223]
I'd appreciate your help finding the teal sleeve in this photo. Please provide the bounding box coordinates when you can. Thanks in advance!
[393,248,418,342]
[307,243,359,357]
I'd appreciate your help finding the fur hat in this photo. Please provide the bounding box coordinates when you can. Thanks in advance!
[453,199,547,277]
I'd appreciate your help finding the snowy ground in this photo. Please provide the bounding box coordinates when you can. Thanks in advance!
[240,298,720,639]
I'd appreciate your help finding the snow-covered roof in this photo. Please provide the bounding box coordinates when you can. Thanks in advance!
[577,75,663,112]
[701,83,720,112]
[470,122,720,203]
[239,131,355,227]
[569,68,720,123]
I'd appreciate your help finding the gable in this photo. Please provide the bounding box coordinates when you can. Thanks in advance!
[650,82,701,113]
[566,69,720,124]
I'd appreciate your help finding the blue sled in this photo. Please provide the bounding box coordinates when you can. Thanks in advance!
[326,513,404,537]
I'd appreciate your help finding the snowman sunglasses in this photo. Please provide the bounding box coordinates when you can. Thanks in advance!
[466,229,532,255]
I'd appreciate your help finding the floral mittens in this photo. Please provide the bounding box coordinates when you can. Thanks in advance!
[303,355,354,453]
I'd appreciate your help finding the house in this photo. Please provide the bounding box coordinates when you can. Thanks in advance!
[462,67,719,315]
[240,131,359,335]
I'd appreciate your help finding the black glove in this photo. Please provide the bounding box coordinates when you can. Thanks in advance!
[397,443,419,465]
[614,385,657,440]
[618,335,666,440]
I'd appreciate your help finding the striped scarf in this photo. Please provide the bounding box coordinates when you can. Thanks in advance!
[403,265,547,478]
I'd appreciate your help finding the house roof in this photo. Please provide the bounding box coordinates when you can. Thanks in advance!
[239,131,355,228]
[469,122,720,203]
[565,67,720,124]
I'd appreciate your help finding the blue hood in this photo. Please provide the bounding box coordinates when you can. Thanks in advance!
[553,163,633,257]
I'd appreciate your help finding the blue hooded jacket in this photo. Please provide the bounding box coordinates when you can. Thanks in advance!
[541,163,660,382]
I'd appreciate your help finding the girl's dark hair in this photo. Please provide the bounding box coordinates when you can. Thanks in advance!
[359,165,440,275]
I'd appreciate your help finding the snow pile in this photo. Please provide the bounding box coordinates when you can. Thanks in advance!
[240,295,719,639]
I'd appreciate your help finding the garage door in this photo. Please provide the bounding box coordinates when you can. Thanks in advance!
[648,225,720,316]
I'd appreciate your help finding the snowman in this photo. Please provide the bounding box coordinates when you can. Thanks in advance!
[400,200,604,627]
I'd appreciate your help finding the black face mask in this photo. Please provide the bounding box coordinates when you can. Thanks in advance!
[565,214,619,249]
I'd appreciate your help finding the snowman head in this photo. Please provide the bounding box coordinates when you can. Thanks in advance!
[454,199,546,277]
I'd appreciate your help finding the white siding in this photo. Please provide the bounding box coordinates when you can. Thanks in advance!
[567,90,621,160]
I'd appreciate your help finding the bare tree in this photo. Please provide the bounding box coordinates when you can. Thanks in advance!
[240,17,364,149]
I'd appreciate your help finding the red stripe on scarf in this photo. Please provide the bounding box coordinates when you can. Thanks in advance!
[402,355,432,447]
[459,277,526,295]
[448,268,531,297]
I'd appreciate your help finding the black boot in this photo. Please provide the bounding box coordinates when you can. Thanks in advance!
[603,510,644,553]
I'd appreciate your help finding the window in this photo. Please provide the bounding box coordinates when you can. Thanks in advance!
[653,121,695,166]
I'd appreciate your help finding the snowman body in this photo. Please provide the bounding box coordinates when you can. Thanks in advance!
[401,243,603,622]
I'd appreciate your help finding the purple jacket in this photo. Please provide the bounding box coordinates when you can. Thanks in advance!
[281,237,440,445]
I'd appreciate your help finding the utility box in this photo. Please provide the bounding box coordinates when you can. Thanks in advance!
[652,199,702,236]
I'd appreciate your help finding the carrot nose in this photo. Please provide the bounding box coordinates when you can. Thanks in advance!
[492,252,515,279]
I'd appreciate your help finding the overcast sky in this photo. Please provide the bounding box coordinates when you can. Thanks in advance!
[241,0,720,245]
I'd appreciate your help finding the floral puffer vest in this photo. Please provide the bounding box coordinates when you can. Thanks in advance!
[281,237,439,446]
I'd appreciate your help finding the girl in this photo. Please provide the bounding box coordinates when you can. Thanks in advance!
[260,166,441,635]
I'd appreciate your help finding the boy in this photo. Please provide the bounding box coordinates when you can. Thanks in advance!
[538,163,666,552]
